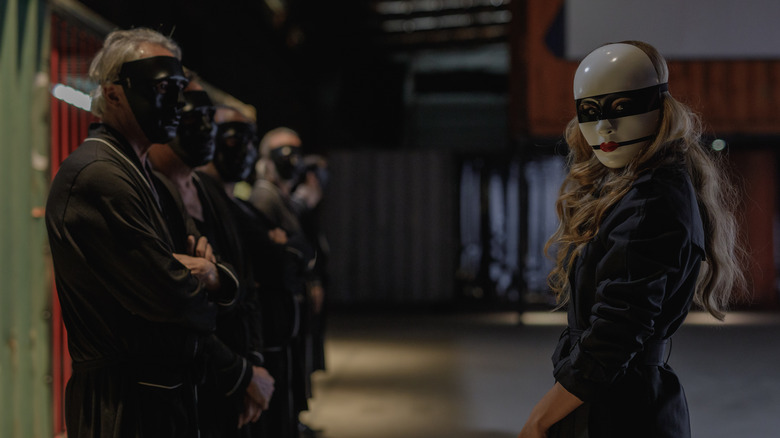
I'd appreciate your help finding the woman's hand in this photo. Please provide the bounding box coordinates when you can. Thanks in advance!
[518,382,582,438]
[518,421,547,438]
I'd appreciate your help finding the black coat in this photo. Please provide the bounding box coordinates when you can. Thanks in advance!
[193,171,264,363]
[46,124,236,437]
[551,165,705,438]
[231,196,304,347]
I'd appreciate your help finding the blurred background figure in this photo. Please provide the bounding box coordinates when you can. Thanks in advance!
[295,153,330,379]
[148,81,274,437]
[201,108,302,438]
[252,127,328,437]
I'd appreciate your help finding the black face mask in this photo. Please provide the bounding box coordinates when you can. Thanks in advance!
[169,90,217,168]
[214,121,258,182]
[115,56,188,144]
[270,145,303,181]
[575,83,667,123]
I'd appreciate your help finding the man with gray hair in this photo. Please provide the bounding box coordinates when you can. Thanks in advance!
[46,28,236,437]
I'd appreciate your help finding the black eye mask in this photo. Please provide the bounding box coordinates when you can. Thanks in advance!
[576,83,667,123]
[270,145,303,181]
[214,121,258,182]
[169,90,217,168]
[181,89,213,113]
[115,56,189,144]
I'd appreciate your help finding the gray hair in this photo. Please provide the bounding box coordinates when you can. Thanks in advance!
[259,126,300,158]
[88,28,182,117]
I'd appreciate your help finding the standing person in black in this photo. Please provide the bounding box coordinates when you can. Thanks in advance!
[292,153,330,377]
[45,28,238,437]
[205,108,309,438]
[518,41,746,438]
[251,127,324,437]
[147,82,274,436]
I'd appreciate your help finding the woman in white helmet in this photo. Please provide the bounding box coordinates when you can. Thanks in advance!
[518,41,746,438]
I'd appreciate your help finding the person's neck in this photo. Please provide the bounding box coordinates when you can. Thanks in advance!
[103,114,152,165]
[120,130,151,165]
[198,162,233,198]
[224,182,236,199]
[148,145,193,184]
[279,179,293,197]
[198,161,220,180]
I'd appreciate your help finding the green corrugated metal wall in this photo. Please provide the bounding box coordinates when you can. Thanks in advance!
[0,0,52,437]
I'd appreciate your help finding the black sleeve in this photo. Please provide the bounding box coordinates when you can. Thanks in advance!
[244,282,265,366]
[554,186,701,401]
[201,334,253,397]
[73,162,216,332]
[152,170,239,308]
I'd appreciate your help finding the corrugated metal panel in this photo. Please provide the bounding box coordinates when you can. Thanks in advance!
[0,1,52,437]
[671,60,780,134]
[729,149,778,308]
[322,149,457,305]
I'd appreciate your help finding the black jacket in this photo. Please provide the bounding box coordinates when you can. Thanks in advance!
[46,123,236,437]
[551,165,705,438]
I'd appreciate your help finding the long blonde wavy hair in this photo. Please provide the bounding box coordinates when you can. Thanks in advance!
[545,41,746,320]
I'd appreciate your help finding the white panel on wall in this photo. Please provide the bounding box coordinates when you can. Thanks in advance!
[564,0,780,60]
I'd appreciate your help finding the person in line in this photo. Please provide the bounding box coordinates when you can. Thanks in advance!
[518,41,746,438]
[251,127,325,437]
[294,153,330,380]
[45,28,238,437]
[147,82,274,436]
[204,107,305,438]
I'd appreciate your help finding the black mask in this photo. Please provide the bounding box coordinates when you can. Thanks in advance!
[115,56,188,144]
[576,83,667,123]
[270,145,303,181]
[214,121,258,182]
[169,90,217,168]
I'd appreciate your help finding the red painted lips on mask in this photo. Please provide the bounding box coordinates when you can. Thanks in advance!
[600,142,619,152]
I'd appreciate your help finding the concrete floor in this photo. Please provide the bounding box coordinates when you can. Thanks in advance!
[299,310,780,438]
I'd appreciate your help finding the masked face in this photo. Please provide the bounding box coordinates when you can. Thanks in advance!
[115,56,189,144]
[169,90,217,168]
[573,44,667,168]
[270,145,304,181]
[214,121,258,182]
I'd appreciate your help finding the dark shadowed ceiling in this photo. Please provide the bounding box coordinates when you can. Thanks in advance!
[72,0,511,151]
